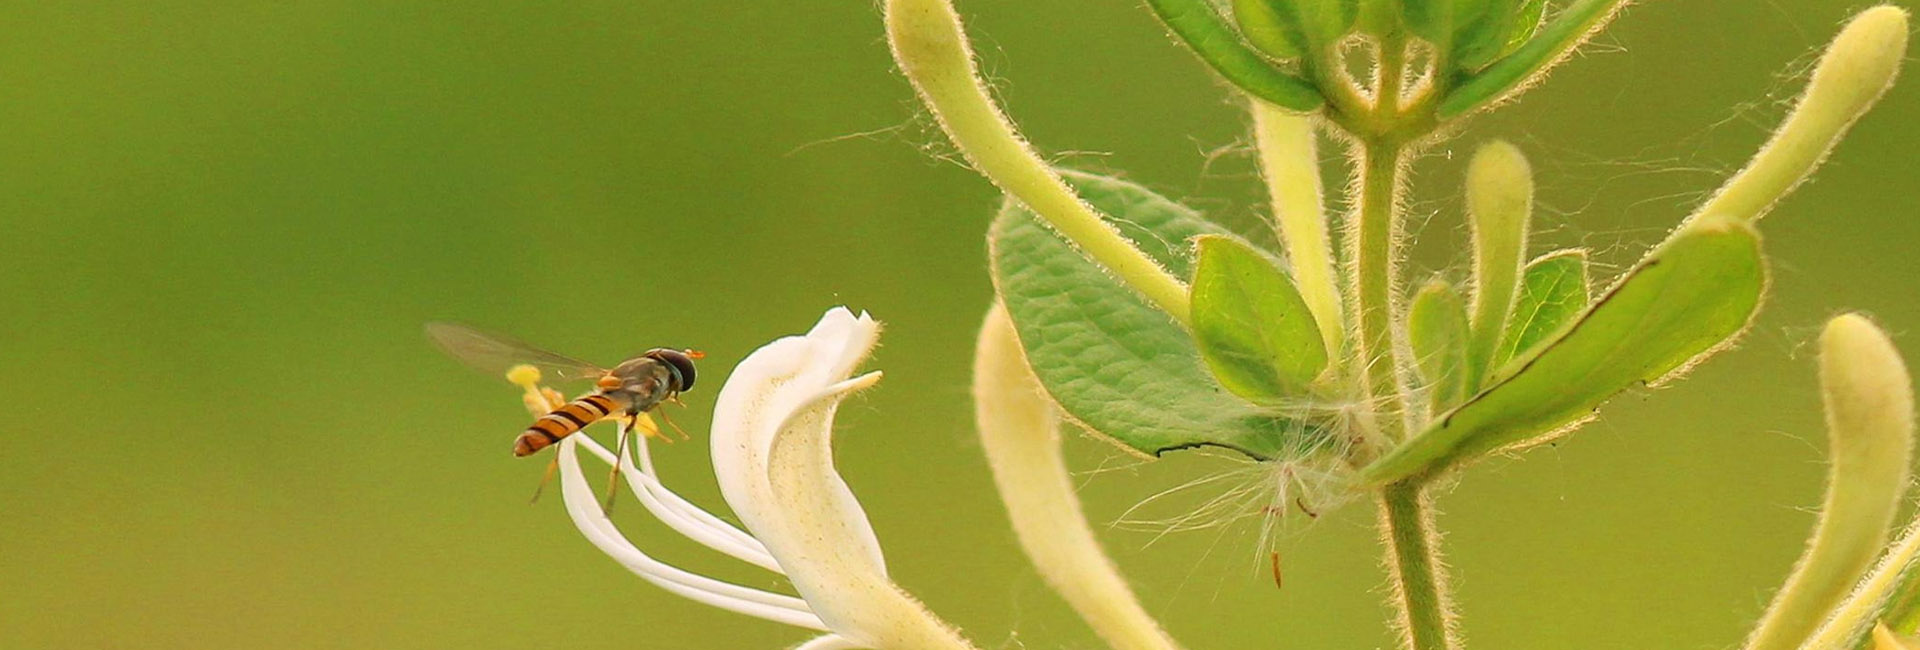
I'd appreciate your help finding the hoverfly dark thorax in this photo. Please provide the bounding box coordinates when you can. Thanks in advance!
[605,357,678,408]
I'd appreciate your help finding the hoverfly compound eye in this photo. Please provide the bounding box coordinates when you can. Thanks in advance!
[645,348,698,392]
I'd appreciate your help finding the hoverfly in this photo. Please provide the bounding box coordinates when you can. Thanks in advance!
[426,322,702,503]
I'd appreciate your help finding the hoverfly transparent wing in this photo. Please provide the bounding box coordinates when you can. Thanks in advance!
[425,322,609,384]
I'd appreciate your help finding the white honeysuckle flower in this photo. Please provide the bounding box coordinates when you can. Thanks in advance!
[545,307,976,650]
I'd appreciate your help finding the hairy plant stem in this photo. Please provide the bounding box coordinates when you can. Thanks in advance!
[1379,477,1457,650]
[885,0,1194,325]
[1352,140,1410,443]
[1250,102,1343,357]
[1346,33,1456,650]
[1343,30,1417,446]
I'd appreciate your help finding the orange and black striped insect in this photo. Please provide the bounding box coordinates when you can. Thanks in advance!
[426,322,702,503]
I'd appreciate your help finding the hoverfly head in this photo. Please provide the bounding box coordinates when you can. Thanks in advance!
[643,348,699,393]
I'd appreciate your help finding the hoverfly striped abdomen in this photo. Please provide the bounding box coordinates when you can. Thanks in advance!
[513,393,620,457]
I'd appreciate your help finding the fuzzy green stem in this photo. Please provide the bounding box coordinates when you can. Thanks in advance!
[885,0,1193,325]
[1351,141,1410,441]
[1251,101,1344,357]
[1378,478,1458,650]
[1374,37,1408,116]
[1344,30,1417,442]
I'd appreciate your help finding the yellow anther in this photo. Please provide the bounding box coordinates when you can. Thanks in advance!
[516,377,567,417]
[505,364,543,389]
[519,391,551,418]
[633,412,666,440]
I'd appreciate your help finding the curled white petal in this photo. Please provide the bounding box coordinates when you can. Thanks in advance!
[762,372,974,649]
[556,437,828,631]
[554,307,970,649]
[793,634,865,650]
[571,434,780,572]
[710,307,975,649]
[712,308,889,576]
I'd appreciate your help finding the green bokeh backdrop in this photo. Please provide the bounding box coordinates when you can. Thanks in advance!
[4,1,1917,648]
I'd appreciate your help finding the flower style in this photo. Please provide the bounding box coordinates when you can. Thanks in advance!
[532,307,975,650]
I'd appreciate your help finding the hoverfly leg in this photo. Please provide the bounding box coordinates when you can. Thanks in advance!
[529,454,560,505]
[655,406,692,441]
[601,415,635,514]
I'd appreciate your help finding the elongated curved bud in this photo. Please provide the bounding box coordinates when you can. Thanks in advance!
[1692,6,1908,225]
[1745,314,1914,650]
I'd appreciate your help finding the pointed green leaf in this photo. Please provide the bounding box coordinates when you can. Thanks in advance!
[1399,0,1519,69]
[1409,279,1472,414]
[1451,0,1516,69]
[1492,249,1590,370]
[1397,0,1449,44]
[1234,0,1306,59]
[1144,0,1326,111]
[1190,235,1329,401]
[1298,0,1362,44]
[1506,0,1548,54]
[990,171,1324,460]
[1439,0,1629,117]
[1237,0,1360,58]
[1362,216,1767,483]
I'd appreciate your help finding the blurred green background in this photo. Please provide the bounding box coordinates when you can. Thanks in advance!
[2,1,1916,648]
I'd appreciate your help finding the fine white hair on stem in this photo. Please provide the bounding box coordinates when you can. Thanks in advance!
[1109,379,1367,558]
[1113,447,1356,564]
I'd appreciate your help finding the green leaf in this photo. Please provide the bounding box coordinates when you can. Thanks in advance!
[1408,279,1472,414]
[1143,0,1326,111]
[990,171,1323,460]
[1297,0,1362,45]
[1397,0,1449,44]
[1232,0,1359,60]
[1234,0,1305,59]
[1492,249,1590,370]
[1439,0,1629,118]
[1362,216,1767,484]
[1506,0,1548,54]
[1398,0,1526,70]
[1190,234,1329,401]
[1451,0,1515,69]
